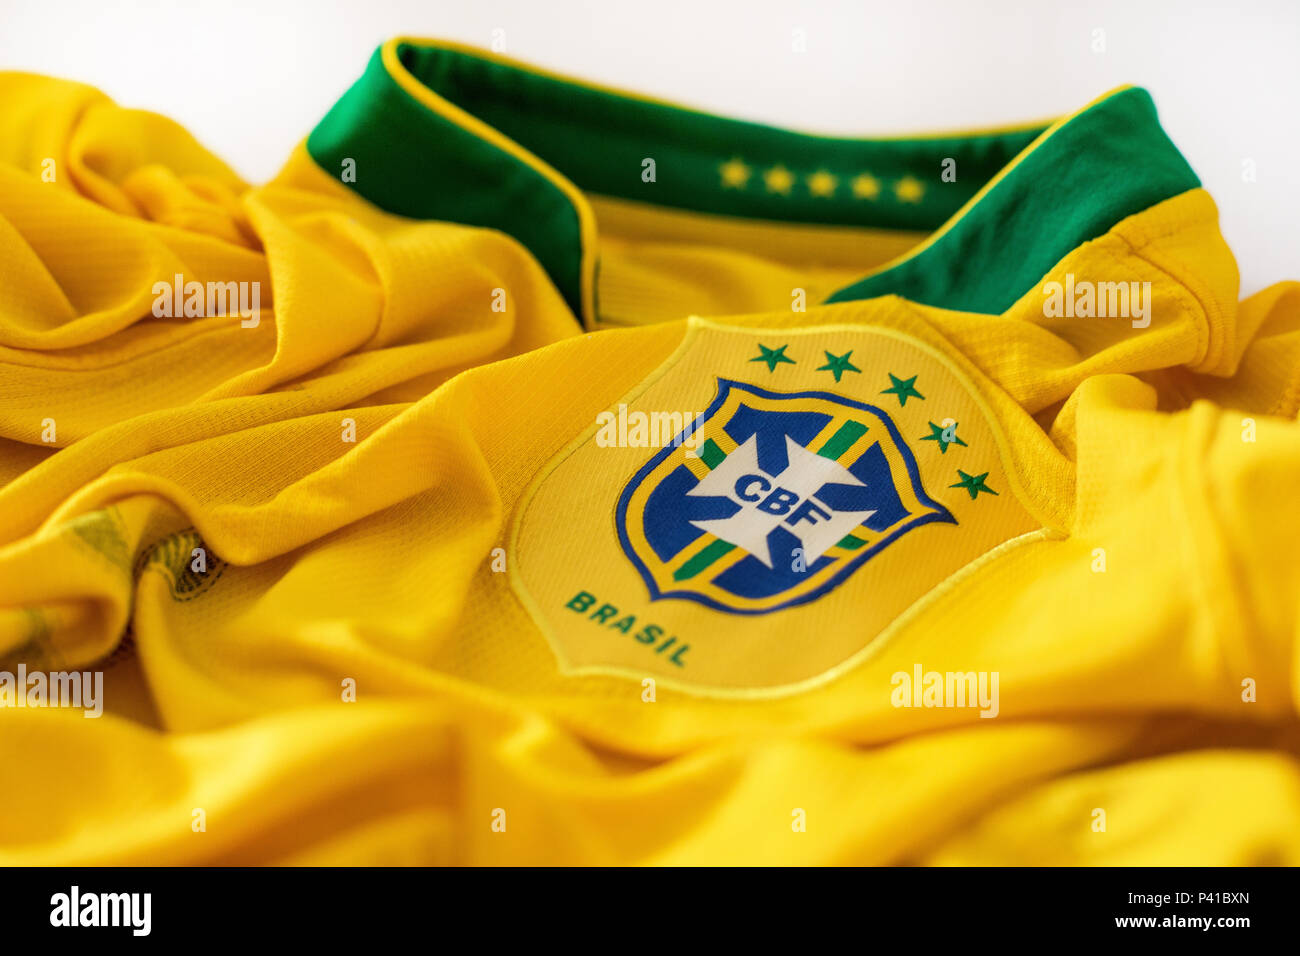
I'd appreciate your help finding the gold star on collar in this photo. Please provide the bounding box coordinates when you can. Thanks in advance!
[764,164,795,195]
[894,175,925,203]
[719,157,752,189]
[851,173,881,200]
[807,170,838,197]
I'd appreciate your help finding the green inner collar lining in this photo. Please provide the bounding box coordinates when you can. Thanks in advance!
[827,87,1201,313]
[307,40,1201,323]
[308,43,590,319]
[395,42,1045,232]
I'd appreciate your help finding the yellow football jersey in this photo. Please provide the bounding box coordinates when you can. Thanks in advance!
[1,37,1298,865]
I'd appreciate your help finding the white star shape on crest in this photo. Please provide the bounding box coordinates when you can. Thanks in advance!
[686,434,875,568]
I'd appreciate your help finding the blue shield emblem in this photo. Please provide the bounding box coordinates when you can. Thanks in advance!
[616,379,955,614]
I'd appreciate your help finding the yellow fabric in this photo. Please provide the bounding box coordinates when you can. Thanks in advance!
[588,194,925,327]
[2,69,1299,866]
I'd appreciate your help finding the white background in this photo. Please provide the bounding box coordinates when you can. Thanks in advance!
[2,0,1296,295]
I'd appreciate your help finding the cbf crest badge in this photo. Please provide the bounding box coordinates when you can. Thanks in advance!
[616,380,953,614]
[511,317,1037,694]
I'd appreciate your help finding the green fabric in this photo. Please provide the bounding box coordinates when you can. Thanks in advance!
[826,88,1201,313]
[307,41,1201,323]
[392,43,1040,232]
[307,47,587,318]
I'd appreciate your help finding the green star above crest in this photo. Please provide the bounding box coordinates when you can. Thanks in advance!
[950,470,998,500]
[817,350,860,383]
[881,373,924,406]
[749,343,796,372]
[921,421,968,453]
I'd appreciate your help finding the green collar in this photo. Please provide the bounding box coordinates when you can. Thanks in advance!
[307,38,1199,324]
